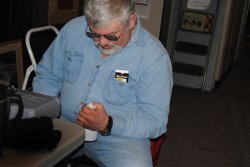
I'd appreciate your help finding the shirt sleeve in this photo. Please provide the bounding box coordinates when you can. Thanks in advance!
[32,28,66,97]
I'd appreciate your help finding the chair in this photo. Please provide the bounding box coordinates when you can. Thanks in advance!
[150,133,166,166]
[22,26,165,167]
[22,25,59,90]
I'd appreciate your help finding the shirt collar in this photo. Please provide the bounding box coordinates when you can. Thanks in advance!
[127,13,145,47]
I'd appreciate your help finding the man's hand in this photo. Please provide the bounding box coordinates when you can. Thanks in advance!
[77,102,109,131]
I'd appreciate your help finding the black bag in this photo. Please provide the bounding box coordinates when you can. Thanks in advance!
[6,116,61,151]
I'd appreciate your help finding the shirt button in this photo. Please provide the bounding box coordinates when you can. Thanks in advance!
[88,83,92,86]
[96,65,100,68]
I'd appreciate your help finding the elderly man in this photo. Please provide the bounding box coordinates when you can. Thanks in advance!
[33,0,173,166]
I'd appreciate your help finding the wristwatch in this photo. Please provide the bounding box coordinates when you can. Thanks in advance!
[100,116,113,136]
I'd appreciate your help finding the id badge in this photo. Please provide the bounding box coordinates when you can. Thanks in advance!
[115,70,129,83]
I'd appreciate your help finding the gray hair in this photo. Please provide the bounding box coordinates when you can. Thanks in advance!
[84,0,135,28]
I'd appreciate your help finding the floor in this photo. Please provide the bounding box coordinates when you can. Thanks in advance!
[158,48,250,167]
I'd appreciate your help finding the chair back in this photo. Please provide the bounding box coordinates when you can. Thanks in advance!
[22,26,59,90]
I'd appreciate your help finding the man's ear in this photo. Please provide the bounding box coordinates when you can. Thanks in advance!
[129,13,137,29]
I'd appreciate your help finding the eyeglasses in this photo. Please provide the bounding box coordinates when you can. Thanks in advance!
[86,25,126,41]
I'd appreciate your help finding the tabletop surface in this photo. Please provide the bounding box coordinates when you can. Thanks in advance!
[0,119,85,167]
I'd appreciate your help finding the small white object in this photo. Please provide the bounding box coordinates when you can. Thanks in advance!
[84,129,98,141]
[187,0,211,10]
[84,103,98,141]
[86,103,96,110]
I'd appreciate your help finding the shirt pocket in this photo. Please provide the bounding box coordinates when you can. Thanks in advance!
[64,52,84,83]
[103,70,136,105]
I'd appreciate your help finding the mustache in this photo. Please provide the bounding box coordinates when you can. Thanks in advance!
[94,41,115,48]
[94,41,123,55]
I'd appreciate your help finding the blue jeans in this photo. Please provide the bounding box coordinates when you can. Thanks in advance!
[75,135,153,167]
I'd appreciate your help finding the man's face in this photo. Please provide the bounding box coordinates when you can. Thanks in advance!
[87,16,136,55]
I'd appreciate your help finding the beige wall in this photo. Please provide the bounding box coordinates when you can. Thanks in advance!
[140,0,164,38]
[48,0,80,25]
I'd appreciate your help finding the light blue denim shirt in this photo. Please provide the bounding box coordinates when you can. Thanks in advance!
[33,16,173,140]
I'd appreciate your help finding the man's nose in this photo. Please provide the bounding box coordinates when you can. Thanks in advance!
[97,36,110,46]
